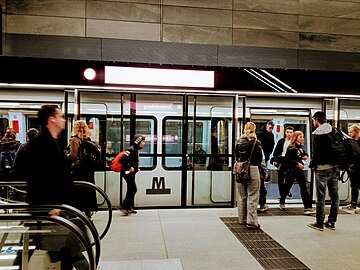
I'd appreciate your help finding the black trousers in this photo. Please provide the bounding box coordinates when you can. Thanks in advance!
[259,178,267,206]
[280,168,312,209]
[123,173,137,210]
[349,170,360,206]
[277,168,285,198]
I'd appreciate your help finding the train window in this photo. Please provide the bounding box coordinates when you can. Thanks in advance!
[163,118,182,168]
[106,116,156,169]
[163,116,231,170]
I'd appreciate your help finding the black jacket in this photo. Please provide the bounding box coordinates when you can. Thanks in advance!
[26,128,73,205]
[256,127,274,162]
[120,145,140,174]
[282,143,308,171]
[235,136,263,166]
[311,123,338,167]
[270,138,289,167]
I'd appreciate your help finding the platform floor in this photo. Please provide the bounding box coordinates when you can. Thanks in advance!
[96,206,360,270]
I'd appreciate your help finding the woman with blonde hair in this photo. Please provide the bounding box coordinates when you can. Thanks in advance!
[235,122,263,230]
[67,120,97,218]
[280,131,314,215]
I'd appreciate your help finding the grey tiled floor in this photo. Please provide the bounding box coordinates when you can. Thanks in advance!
[95,206,360,270]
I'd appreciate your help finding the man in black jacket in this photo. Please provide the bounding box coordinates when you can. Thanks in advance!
[344,124,360,211]
[119,134,146,215]
[308,111,339,231]
[270,126,294,208]
[256,121,275,212]
[14,105,88,270]
[26,105,72,210]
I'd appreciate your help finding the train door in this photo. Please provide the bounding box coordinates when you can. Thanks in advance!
[128,93,173,207]
[250,109,312,204]
[65,91,111,208]
[186,96,234,206]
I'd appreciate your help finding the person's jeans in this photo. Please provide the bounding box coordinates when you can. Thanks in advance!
[315,166,339,224]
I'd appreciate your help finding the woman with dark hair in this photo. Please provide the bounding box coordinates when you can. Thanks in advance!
[280,131,314,215]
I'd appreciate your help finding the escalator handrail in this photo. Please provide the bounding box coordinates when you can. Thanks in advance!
[0,213,96,270]
[0,180,113,241]
[73,181,113,240]
[0,203,101,266]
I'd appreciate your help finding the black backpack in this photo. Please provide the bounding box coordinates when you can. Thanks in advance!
[79,139,101,167]
[327,128,360,181]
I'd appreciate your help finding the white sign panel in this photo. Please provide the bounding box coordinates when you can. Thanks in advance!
[105,66,214,88]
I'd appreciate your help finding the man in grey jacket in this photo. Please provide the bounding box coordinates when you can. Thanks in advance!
[308,111,339,231]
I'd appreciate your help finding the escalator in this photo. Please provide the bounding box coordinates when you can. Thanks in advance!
[0,205,97,270]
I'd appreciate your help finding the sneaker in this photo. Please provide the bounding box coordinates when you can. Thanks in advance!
[279,204,285,211]
[355,209,360,214]
[258,205,269,212]
[308,222,324,231]
[246,224,261,230]
[129,208,138,214]
[342,204,356,210]
[119,208,130,216]
[304,208,316,215]
[287,192,293,198]
[324,220,336,230]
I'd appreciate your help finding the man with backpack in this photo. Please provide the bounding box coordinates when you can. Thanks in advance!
[119,134,146,216]
[343,124,360,212]
[308,111,340,231]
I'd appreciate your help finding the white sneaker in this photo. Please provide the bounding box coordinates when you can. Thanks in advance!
[304,208,316,215]
[279,204,285,211]
[342,204,357,210]
[258,205,269,212]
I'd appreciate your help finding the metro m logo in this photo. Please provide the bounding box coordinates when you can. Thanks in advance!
[146,177,171,195]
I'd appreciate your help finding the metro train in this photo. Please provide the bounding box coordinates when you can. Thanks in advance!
[0,85,359,209]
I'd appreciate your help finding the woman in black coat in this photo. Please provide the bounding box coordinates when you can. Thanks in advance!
[67,120,98,218]
[280,131,314,215]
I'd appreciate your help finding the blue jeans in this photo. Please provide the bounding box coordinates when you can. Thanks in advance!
[315,167,339,224]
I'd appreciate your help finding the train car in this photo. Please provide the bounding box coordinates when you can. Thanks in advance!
[0,85,359,209]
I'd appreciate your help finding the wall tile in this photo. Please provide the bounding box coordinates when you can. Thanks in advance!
[300,0,360,19]
[233,29,299,49]
[299,15,360,35]
[7,0,85,17]
[299,32,360,52]
[7,15,85,36]
[233,11,298,31]
[163,0,232,9]
[163,24,231,45]
[233,0,299,15]
[87,19,160,41]
[87,1,160,23]
[163,6,232,27]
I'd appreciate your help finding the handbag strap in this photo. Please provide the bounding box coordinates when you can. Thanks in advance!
[247,140,257,161]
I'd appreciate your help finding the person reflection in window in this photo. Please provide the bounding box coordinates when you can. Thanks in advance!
[194,144,206,165]
[208,127,221,171]
[105,141,115,167]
